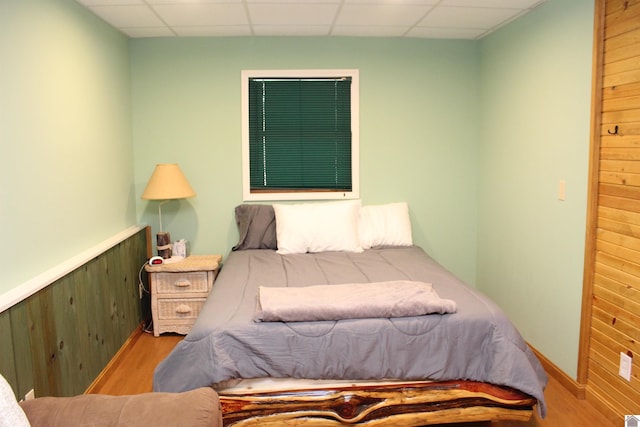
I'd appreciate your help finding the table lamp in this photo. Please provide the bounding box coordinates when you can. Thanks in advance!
[141,163,196,260]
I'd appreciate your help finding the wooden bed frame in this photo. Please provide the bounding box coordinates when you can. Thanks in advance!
[218,379,536,426]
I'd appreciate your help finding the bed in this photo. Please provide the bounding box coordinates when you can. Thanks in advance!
[153,201,547,426]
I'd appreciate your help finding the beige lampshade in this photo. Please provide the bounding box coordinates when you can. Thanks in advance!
[141,164,196,200]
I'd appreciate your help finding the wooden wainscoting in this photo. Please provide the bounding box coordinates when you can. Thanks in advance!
[580,0,640,423]
[0,227,149,400]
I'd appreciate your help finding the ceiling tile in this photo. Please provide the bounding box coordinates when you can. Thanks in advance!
[121,27,176,37]
[77,0,143,5]
[173,26,253,36]
[344,0,437,4]
[253,25,332,36]
[248,0,339,3]
[88,5,165,28]
[147,0,237,3]
[336,4,432,26]
[248,4,339,26]
[406,26,486,39]
[442,0,544,8]
[332,25,409,37]
[153,4,248,26]
[418,6,520,29]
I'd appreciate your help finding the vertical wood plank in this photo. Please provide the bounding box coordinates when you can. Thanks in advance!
[69,267,94,392]
[52,273,86,396]
[119,237,142,341]
[0,310,18,397]
[8,301,34,399]
[89,256,111,371]
[27,284,60,397]
[101,249,119,361]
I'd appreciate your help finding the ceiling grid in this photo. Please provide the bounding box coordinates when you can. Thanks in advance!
[76,0,548,39]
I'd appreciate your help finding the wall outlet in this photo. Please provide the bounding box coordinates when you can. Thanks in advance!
[24,389,35,400]
[619,352,632,382]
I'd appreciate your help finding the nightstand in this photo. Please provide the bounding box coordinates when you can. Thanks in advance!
[145,254,222,337]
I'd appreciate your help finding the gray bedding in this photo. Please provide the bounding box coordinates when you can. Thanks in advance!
[153,246,547,416]
[254,280,457,322]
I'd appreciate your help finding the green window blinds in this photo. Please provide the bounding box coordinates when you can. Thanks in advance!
[248,77,352,193]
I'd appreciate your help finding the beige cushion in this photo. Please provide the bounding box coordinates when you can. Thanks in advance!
[19,387,221,427]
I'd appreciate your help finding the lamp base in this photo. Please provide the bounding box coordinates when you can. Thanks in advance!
[156,232,172,259]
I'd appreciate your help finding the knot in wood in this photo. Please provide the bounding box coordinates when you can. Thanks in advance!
[332,395,380,420]
[336,399,358,419]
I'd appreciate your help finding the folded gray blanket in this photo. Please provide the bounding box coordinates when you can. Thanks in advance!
[254,280,457,322]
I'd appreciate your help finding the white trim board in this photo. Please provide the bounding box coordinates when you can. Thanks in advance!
[0,225,147,314]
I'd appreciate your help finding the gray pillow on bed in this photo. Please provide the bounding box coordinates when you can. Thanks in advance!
[232,204,277,250]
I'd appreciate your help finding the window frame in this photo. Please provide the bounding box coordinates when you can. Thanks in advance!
[241,69,360,201]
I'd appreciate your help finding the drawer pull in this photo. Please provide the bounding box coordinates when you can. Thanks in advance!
[174,280,192,288]
[175,304,192,314]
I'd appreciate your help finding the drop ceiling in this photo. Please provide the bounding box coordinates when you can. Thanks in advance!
[76,0,548,39]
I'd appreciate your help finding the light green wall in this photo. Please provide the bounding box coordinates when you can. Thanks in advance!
[1,0,595,382]
[0,0,135,295]
[131,37,480,284]
[477,0,594,379]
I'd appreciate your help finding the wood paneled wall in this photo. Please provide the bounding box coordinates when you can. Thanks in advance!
[0,227,149,400]
[582,0,640,421]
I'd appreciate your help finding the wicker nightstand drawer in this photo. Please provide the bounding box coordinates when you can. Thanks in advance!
[156,298,207,320]
[154,271,211,294]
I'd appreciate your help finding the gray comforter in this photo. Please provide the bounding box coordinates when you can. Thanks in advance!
[153,246,548,416]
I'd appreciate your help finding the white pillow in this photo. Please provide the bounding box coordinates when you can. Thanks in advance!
[359,202,413,249]
[274,200,363,254]
[0,374,30,427]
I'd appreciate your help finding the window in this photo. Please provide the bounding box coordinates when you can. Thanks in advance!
[241,69,359,201]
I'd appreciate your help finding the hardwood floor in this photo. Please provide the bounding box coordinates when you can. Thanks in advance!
[89,331,617,427]
[89,329,183,395]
